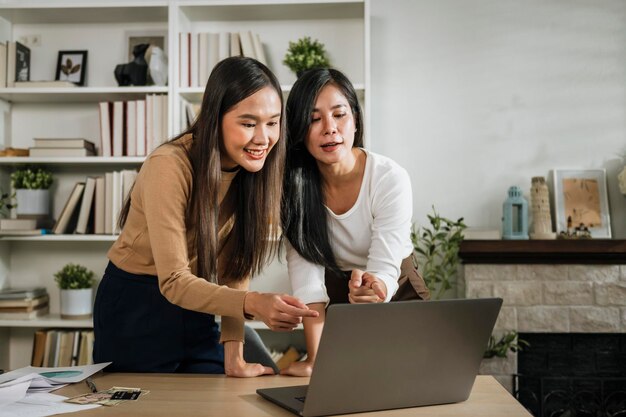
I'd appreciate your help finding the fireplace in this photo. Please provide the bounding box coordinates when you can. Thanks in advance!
[516,333,626,417]
[459,240,626,416]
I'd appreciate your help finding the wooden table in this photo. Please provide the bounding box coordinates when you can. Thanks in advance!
[56,374,531,416]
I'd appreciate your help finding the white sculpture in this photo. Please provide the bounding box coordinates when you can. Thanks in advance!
[147,46,168,86]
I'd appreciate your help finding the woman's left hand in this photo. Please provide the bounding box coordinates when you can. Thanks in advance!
[224,341,274,377]
[348,270,387,303]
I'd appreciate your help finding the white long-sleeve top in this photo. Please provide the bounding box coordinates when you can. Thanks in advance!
[286,149,414,304]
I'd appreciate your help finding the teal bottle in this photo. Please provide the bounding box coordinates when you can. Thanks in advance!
[502,186,529,240]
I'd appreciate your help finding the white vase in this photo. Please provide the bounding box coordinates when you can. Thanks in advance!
[15,189,50,216]
[60,288,93,319]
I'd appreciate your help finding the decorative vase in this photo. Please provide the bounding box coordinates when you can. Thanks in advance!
[15,189,50,216]
[60,288,93,319]
[529,176,556,239]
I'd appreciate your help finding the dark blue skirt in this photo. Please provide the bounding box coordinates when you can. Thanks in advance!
[93,261,224,373]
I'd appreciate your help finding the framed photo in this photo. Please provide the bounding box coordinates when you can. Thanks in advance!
[55,50,87,86]
[552,169,611,238]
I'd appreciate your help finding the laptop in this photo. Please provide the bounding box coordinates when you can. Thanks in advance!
[257,298,502,416]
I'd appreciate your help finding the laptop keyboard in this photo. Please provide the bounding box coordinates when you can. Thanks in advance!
[295,396,306,403]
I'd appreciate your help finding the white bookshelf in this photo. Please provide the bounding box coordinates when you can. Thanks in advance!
[0,0,368,370]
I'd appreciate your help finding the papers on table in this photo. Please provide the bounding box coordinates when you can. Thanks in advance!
[0,393,100,417]
[0,363,111,390]
[0,363,111,414]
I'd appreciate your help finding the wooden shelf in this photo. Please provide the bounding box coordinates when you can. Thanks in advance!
[0,314,92,328]
[0,87,168,103]
[459,239,626,264]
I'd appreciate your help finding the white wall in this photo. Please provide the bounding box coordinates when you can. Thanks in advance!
[369,0,626,238]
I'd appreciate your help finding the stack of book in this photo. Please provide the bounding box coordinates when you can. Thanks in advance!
[0,287,49,319]
[31,329,94,367]
[98,94,167,157]
[29,138,96,157]
[179,30,267,88]
[52,169,138,235]
[0,218,50,236]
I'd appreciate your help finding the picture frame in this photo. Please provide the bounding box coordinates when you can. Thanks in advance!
[55,50,87,86]
[552,169,611,238]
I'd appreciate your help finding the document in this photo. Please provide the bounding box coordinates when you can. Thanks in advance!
[0,363,111,409]
[0,393,99,417]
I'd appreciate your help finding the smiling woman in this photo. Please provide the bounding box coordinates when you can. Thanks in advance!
[220,87,282,172]
[93,56,318,378]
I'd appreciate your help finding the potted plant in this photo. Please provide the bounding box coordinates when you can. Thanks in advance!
[11,167,53,216]
[54,263,95,319]
[411,207,466,299]
[283,36,330,77]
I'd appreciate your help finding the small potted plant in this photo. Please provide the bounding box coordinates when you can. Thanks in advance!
[54,263,95,319]
[11,167,53,216]
[283,36,330,77]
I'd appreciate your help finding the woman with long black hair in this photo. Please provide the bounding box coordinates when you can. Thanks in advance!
[281,68,430,376]
[94,57,318,377]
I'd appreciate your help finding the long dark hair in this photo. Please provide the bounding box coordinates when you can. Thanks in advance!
[281,68,363,272]
[120,56,285,283]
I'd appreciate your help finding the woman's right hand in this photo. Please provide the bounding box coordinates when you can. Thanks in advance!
[244,292,319,331]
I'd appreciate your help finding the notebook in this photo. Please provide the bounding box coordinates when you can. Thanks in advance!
[257,298,502,416]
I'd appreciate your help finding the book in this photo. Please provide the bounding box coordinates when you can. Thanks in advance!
[15,41,30,82]
[0,229,49,236]
[57,331,74,367]
[42,330,57,367]
[230,32,241,57]
[252,33,267,65]
[14,80,76,88]
[75,176,97,234]
[126,100,137,156]
[0,303,48,319]
[52,182,85,234]
[31,329,48,367]
[32,138,95,150]
[0,287,47,300]
[112,101,124,157]
[98,102,112,157]
[0,218,37,230]
[0,294,49,309]
[239,31,256,59]
[6,41,16,87]
[28,147,95,157]
[70,330,81,366]
[136,100,146,156]
[94,176,105,234]
[104,172,113,234]
[0,42,6,89]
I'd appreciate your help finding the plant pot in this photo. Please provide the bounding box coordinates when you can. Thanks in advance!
[15,189,50,216]
[60,288,93,319]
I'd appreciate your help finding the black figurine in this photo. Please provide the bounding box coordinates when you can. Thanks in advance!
[114,43,150,86]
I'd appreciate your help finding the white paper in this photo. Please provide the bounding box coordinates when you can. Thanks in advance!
[0,363,111,387]
[0,382,29,407]
[0,393,100,417]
